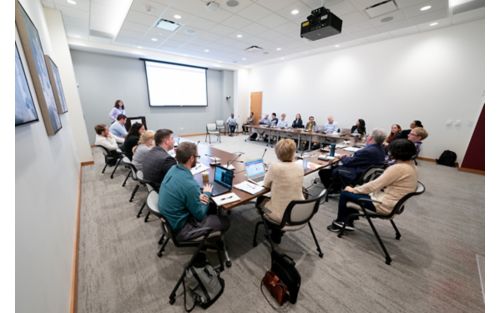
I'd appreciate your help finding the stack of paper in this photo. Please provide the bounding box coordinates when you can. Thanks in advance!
[344,147,362,153]
[234,181,265,195]
[212,193,241,206]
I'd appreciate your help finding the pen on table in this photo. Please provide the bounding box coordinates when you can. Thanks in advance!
[220,195,233,201]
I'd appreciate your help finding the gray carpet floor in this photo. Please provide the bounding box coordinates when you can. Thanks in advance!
[78,134,485,313]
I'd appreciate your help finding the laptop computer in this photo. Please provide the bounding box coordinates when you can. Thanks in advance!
[245,159,266,186]
[340,128,351,136]
[211,165,234,197]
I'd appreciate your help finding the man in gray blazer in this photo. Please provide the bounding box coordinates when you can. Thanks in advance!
[142,129,177,191]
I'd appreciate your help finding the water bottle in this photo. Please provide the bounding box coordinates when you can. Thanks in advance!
[329,144,336,157]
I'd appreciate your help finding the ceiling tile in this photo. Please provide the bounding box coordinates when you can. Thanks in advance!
[257,13,288,28]
[236,3,273,21]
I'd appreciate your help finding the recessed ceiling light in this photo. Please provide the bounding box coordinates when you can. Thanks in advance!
[204,49,210,53]
[156,19,180,31]
[276,47,282,51]
[151,37,158,41]
[173,14,182,19]
[67,0,77,5]
[236,34,243,38]
[280,57,285,60]
[420,5,432,11]
[242,57,247,61]
[291,9,299,15]
[335,44,340,48]
[137,46,142,49]
[429,22,438,26]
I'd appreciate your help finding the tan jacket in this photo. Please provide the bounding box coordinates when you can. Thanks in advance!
[354,161,417,215]
[263,161,304,223]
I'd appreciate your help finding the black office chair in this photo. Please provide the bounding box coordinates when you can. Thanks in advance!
[95,145,123,178]
[325,165,385,202]
[253,189,326,257]
[337,181,426,265]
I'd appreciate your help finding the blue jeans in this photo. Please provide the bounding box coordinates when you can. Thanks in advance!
[335,191,376,225]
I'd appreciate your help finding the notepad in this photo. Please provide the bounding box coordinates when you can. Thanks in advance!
[234,181,265,195]
[191,163,210,175]
[344,147,362,153]
[212,192,240,206]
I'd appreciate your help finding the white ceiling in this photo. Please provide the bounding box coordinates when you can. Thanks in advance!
[41,0,485,68]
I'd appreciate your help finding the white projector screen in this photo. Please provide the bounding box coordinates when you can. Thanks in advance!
[144,60,208,107]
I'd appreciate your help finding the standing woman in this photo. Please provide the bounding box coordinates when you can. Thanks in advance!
[122,123,145,160]
[109,99,126,122]
[292,113,304,128]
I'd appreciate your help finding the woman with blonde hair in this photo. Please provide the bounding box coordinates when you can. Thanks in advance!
[132,130,155,170]
[258,139,305,243]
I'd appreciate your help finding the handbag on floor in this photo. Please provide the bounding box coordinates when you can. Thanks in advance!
[261,250,301,306]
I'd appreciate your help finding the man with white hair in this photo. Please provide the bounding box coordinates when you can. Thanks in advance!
[318,129,387,193]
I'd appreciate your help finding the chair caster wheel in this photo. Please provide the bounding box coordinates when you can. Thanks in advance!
[225,260,232,268]
[169,297,175,305]
[385,259,391,265]
[318,252,323,258]
[157,251,163,257]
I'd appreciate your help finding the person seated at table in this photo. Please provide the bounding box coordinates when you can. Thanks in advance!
[94,124,120,156]
[142,129,177,191]
[159,141,230,241]
[407,127,428,158]
[258,139,305,244]
[384,124,402,146]
[109,99,125,122]
[276,113,288,128]
[259,114,271,126]
[108,114,127,144]
[122,122,145,160]
[397,120,423,140]
[323,115,339,134]
[305,116,317,131]
[242,112,255,133]
[132,130,155,171]
[226,113,238,136]
[318,129,386,194]
[351,118,366,138]
[292,113,304,129]
[327,139,417,232]
[270,113,279,127]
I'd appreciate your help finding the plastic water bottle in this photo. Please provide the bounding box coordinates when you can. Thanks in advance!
[329,144,336,157]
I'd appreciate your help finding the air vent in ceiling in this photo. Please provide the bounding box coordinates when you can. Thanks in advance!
[365,0,398,18]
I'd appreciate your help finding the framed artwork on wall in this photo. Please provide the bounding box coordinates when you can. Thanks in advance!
[15,0,62,135]
[44,55,68,114]
[15,43,39,126]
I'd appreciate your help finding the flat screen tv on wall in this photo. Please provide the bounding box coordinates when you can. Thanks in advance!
[144,59,208,107]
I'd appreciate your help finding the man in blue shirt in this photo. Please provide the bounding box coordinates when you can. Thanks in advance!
[318,129,387,192]
[158,142,230,240]
[323,115,339,134]
[109,114,127,143]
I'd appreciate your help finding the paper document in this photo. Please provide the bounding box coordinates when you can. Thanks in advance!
[212,192,241,206]
[344,147,362,153]
[336,144,348,149]
[191,163,210,175]
[234,181,265,195]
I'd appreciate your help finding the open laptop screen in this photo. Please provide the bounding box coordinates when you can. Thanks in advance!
[214,166,233,188]
[245,159,266,178]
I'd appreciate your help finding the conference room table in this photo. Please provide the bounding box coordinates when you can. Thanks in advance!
[192,142,357,210]
[247,125,358,151]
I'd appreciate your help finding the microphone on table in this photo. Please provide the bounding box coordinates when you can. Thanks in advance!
[224,152,244,170]
[261,148,267,160]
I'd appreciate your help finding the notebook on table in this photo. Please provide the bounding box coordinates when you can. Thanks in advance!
[211,165,234,197]
[245,159,266,186]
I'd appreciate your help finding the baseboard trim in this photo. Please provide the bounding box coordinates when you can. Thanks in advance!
[70,165,84,313]
[179,132,206,137]
[416,156,435,162]
[458,167,485,175]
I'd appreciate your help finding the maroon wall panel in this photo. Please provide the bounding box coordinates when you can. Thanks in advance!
[461,105,485,171]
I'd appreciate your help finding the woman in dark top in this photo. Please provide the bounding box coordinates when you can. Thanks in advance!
[292,113,304,128]
[123,122,145,160]
[351,118,366,137]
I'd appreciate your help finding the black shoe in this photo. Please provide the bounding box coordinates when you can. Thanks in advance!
[326,223,342,232]
[334,221,355,231]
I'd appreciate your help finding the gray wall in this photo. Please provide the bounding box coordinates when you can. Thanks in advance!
[70,49,235,141]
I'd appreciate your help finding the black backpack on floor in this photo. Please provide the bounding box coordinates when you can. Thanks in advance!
[436,150,457,167]
[270,250,301,304]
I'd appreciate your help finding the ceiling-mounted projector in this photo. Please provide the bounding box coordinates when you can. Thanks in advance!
[300,7,342,41]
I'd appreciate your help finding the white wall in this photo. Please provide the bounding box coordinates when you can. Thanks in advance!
[44,7,92,162]
[16,0,87,312]
[249,20,485,163]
